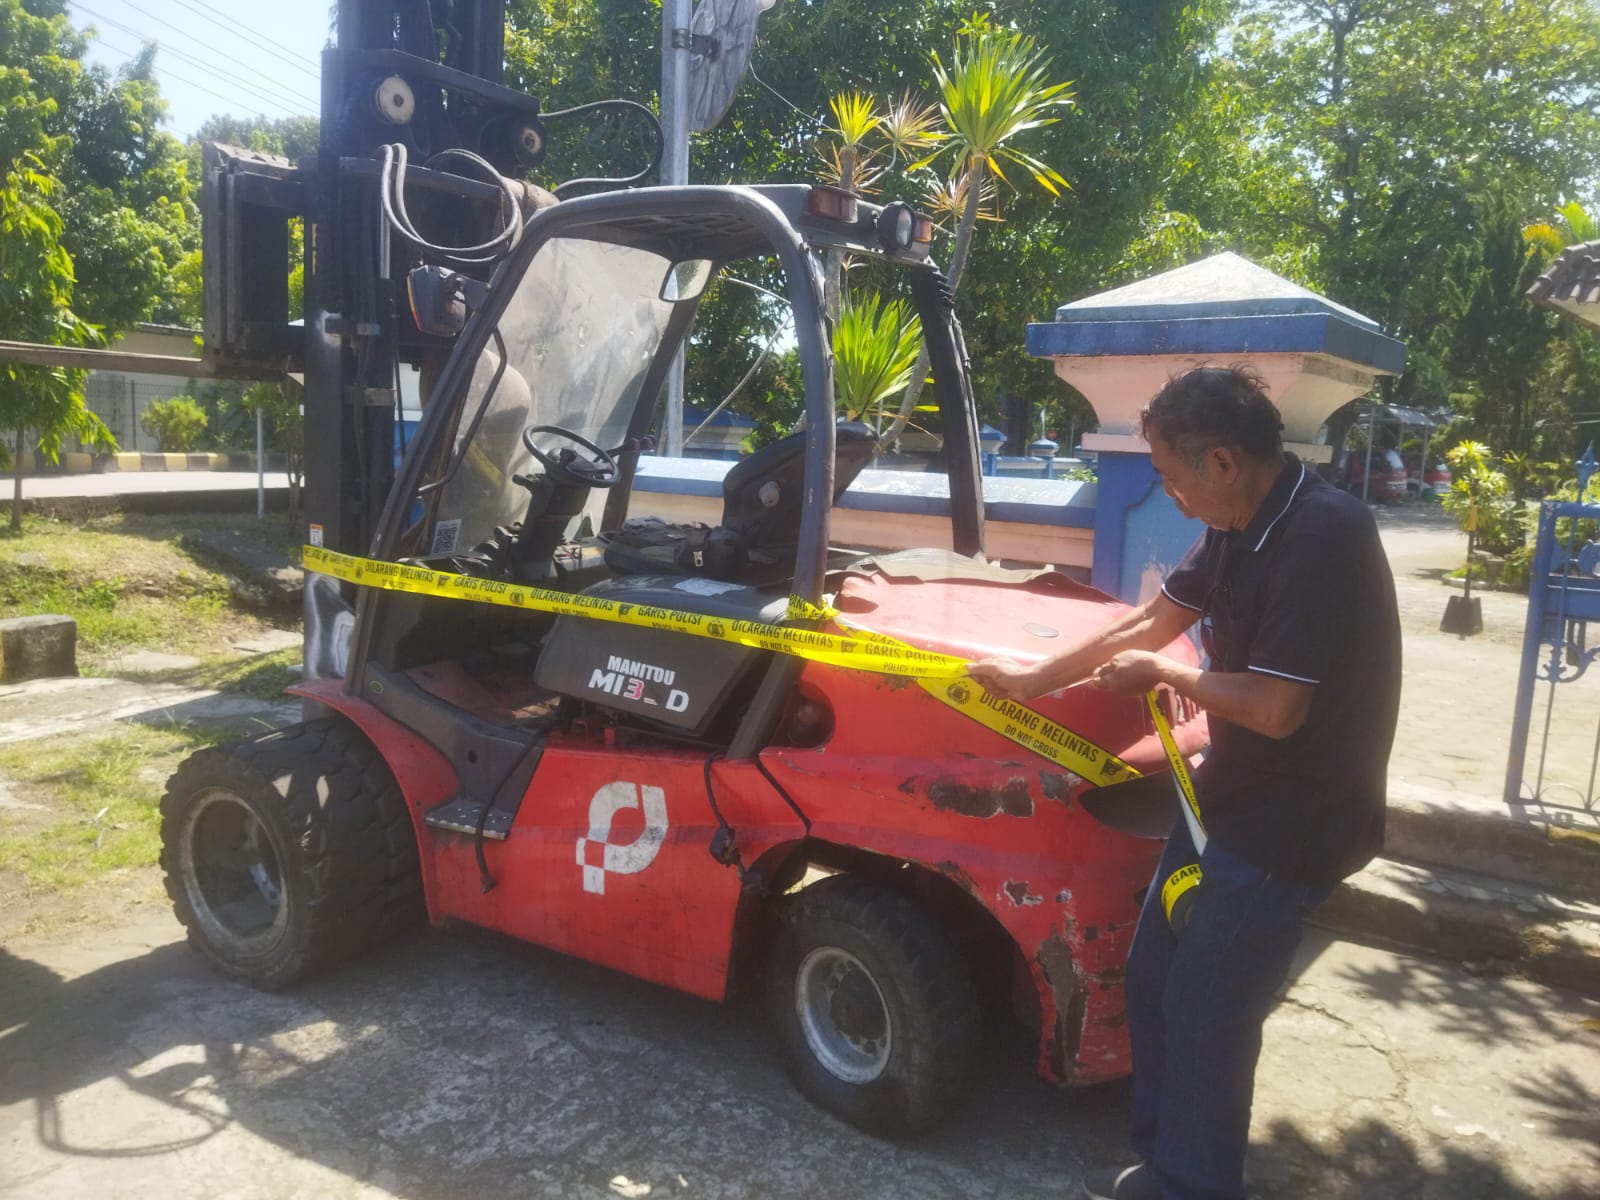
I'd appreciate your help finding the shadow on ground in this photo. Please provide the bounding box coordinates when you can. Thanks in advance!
[2,924,1593,1199]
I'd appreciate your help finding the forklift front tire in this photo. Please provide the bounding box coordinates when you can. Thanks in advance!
[159,718,422,990]
[768,874,980,1138]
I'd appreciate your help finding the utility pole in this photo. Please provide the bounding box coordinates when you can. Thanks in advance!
[659,0,692,457]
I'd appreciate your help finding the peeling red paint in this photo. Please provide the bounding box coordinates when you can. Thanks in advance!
[928,775,1033,819]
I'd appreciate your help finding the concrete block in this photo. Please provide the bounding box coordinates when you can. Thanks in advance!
[107,452,141,471]
[186,453,214,470]
[140,452,168,470]
[0,614,78,683]
[62,452,93,474]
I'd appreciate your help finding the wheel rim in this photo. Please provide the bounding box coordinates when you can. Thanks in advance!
[794,946,892,1084]
[180,788,289,955]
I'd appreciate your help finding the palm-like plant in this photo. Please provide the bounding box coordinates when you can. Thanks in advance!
[921,164,1001,230]
[818,92,944,321]
[878,90,945,174]
[880,20,1073,447]
[818,92,884,196]
[832,294,924,429]
[1522,201,1598,258]
[929,23,1072,288]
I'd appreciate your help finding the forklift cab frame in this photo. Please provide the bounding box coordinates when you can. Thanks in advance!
[333,184,986,760]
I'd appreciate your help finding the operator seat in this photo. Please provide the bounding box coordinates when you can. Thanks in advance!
[602,422,877,583]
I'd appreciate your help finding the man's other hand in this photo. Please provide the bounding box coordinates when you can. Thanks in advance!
[967,657,1040,701]
[1091,650,1169,696]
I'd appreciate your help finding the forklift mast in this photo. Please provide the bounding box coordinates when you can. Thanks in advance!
[202,0,551,555]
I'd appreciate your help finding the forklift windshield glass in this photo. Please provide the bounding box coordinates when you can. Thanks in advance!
[425,237,680,554]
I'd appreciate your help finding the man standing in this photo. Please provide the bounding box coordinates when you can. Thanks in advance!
[970,366,1401,1200]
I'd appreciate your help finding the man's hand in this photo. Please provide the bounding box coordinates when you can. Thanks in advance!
[967,657,1042,702]
[1091,650,1171,696]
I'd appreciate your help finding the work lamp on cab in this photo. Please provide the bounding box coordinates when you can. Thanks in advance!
[876,201,935,250]
[805,185,859,224]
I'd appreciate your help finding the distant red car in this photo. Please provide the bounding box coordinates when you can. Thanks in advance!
[1405,457,1451,497]
[1345,448,1408,502]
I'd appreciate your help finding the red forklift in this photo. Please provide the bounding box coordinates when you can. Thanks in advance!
[164,0,1206,1137]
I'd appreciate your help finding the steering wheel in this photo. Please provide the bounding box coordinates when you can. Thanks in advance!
[521,423,619,489]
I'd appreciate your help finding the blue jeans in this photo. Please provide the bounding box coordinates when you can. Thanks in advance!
[1126,820,1330,1200]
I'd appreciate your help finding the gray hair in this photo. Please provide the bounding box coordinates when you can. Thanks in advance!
[1139,365,1284,469]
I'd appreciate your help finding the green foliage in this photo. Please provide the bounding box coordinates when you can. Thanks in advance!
[241,379,306,516]
[139,396,208,452]
[1,1,198,334]
[192,114,320,161]
[884,19,1075,445]
[0,158,110,526]
[832,295,924,425]
[1441,440,1524,556]
[1220,0,1600,454]
[929,19,1072,201]
[504,0,1225,425]
[1523,201,1599,258]
[0,726,212,892]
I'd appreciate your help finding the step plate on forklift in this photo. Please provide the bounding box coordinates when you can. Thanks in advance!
[423,798,514,841]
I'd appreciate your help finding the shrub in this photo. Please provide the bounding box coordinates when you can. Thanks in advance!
[140,396,209,452]
[1441,440,1523,557]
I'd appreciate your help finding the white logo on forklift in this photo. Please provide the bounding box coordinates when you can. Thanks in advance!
[588,655,691,711]
[576,782,669,894]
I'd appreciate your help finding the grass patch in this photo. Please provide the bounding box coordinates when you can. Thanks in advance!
[0,725,226,892]
[0,511,299,669]
[113,647,302,700]
[187,648,302,698]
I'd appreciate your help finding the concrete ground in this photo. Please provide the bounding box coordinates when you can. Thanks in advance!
[1376,505,1600,811]
[2,496,1599,1198]
[3,909,1597,1200]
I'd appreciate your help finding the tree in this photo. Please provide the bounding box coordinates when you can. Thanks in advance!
[0,159,109,530]
[1523,201,1599,259]
[880,18,1072,447]
[1221,0,1600,443]
[2,1,199,334]
[502,0,1227,436]
[192,114,320,162]
[1518,198,1600,461]
[241,379,306,521]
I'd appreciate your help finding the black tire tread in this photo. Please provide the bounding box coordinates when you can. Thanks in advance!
[772,873,981,1136]
[159,717,422,988]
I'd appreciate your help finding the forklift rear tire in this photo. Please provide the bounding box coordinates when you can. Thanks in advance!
[159,718,422,990]
[768,874,980,1138]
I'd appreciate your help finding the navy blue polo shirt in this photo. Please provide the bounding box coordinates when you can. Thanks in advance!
[1162,454,1401,885]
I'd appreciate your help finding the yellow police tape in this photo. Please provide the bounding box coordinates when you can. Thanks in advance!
[302,543,1206,800]
[1147,689,1205,838]
[1160,861,1203,924]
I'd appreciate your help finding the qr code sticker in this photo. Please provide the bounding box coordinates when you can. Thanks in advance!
[430,519,462,555]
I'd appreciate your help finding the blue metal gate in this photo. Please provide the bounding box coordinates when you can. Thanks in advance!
[1505,447,1600,808]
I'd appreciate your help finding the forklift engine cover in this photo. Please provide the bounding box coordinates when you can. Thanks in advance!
[534,576,787,734]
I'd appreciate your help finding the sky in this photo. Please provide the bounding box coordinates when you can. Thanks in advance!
[70,0,332,140]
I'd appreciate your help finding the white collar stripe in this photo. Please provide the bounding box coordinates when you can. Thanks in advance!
[1161,583,1202,612]
[1253,463,1307,552]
